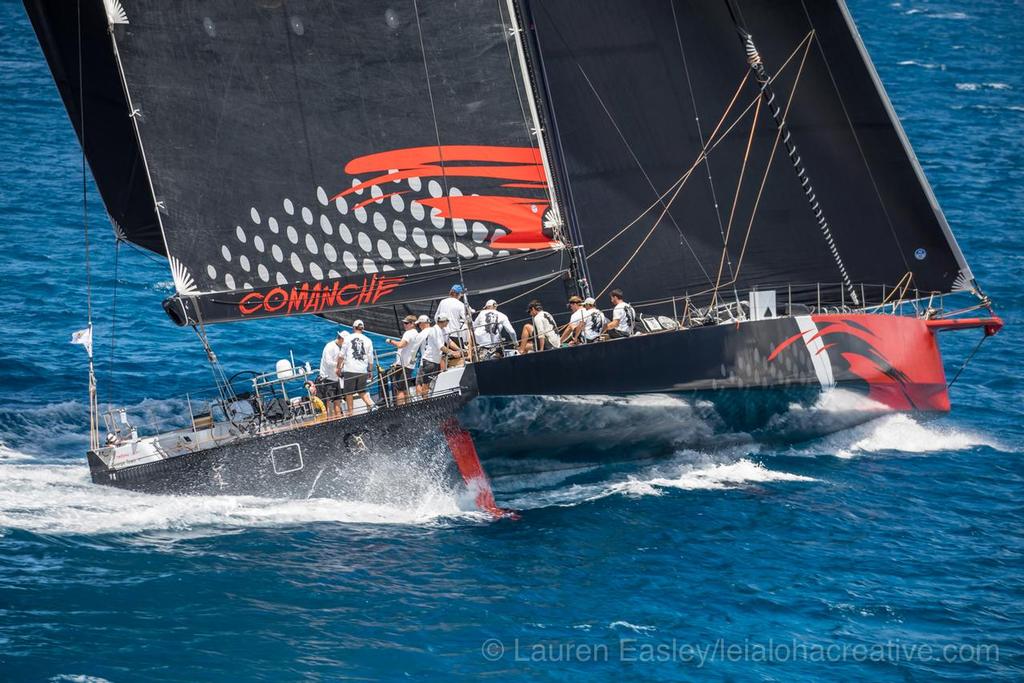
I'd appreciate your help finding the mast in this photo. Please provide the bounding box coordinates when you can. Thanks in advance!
[504,0,563,241]
[506,0,591,297]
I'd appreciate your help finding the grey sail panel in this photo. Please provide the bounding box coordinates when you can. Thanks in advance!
[526,0,973,307]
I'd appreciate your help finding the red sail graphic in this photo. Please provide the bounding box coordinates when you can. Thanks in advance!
[331,145,559,250]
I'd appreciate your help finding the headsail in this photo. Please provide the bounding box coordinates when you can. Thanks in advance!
[27,0,569,327]
[524,0,976,307]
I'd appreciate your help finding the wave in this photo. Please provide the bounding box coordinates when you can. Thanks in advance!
[0,453,481,537]
[898,59,945,71]
[503,452,815,510]
[955,82,1012,92]
[786,413,1005,459]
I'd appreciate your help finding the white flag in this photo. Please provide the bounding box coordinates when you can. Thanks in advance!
[71,327,93,357]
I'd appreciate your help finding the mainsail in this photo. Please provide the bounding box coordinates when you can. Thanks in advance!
[26,0,571,328]
[524,0,976,308]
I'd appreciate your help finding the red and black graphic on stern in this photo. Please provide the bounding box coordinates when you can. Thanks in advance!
[769,314,950,412]
[331,145,559,251]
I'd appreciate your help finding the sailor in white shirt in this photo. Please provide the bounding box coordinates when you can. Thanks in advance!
[560,295,586,345]
[519,300,560,353]
[434,284,472,350]
[317,330,346,418]
[581,296,608,343]
[473,299,516,359]
[604,288,636,339]
[383,314,421,404]
[415,314,461,397]
[339,320,375,414]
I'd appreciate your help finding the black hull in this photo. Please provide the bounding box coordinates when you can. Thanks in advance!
[88,393,467,497]
[89,313,957,498]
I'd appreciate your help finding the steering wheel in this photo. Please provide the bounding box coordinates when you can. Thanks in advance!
[223,370,263,431]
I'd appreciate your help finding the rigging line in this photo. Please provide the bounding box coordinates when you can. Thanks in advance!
[109,240,120,400]
[709,96,763,309]
[798,1,914,278]
[498,272,563,307]
[946,334,988,390]
[727,18,858,304]
[412,0,466,293]
[537,15,690,248]
[587,70,751,261]
[76,0,92,326]
[586,30,813,261]
[595,157,698,300]
[725,31,815,290]
[671,0,732,279]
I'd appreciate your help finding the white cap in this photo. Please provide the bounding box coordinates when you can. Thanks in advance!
[353,319,364,328]
[484,299,497,308]
[437,314,449,322]
[416,314,430,324]
[336,329,347,338]
[583,297,596,306]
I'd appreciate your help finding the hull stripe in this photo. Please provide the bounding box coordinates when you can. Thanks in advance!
[795,315,835,388]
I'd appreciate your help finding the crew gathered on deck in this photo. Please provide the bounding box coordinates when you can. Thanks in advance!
[312,287,643,419]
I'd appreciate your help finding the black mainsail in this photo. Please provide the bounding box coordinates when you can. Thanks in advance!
[26,0,574,329]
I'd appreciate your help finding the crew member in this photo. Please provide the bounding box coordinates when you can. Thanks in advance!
[416,314,461,398]
[304,380,327,421]
[435,284,474,358]
[473,299,516,360]
[339,320,375,414]
[560,295,586,345]
[383,314,420,405]
[317,330,346,418]
[604,289,636,339]
[581,297,608,343]
[519,300,560,354]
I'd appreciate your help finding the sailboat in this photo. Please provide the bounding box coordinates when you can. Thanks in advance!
[25,0,1001,508]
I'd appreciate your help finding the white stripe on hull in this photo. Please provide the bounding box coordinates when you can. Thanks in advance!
[794,315,835,388]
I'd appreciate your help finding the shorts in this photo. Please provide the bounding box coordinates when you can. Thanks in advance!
[342,371,369,393]
[316,377,342,401]
[417,360,441,386]
[384,365,413,393]
[607,328,631,339]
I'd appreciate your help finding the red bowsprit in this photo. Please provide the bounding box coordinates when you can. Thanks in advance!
[441,417,515,519]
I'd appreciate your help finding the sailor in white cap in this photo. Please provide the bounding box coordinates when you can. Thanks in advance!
[339,319,375,414]
[383,314,421,405]
[415,313,461,398]
[434,283,474,353]
[472,298,516,360]
[317,329,347,418]
[581,296,608,343]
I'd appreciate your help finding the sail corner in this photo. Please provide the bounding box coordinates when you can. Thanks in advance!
[103,0,129,26]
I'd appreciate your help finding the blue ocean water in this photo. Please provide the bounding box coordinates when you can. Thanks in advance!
[1,0,1022,680]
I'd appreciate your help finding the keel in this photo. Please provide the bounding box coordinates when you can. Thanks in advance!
[441,417,512,519]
